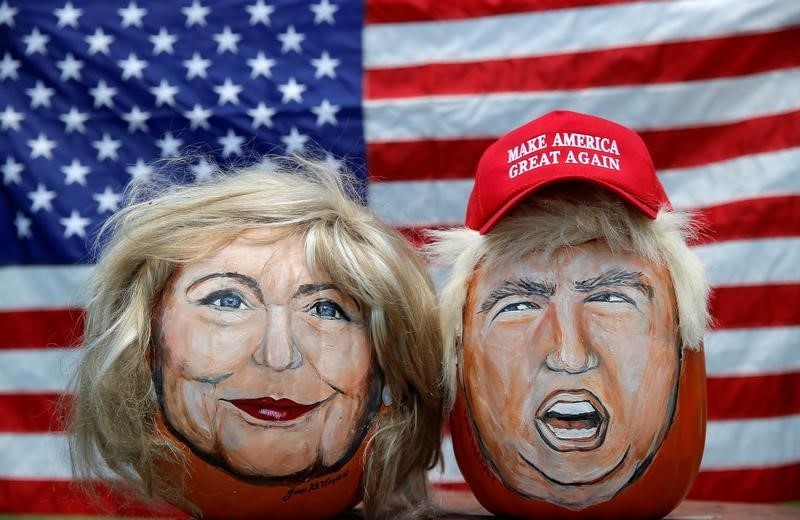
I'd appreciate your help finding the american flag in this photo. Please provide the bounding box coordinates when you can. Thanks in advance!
[1,0,798,515]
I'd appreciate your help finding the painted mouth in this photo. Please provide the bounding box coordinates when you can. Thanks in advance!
[229,397,323,422]
[535,389,609,451]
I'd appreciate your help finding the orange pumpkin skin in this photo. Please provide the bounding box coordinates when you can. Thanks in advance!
[451,348,706,520]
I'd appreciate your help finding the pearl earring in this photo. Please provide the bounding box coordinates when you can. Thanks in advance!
[381,384,393,407]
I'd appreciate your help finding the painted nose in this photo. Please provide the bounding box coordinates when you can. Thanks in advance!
[252,307,303,371]
[543,302,598,374]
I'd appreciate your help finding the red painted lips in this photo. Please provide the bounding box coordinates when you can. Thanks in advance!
[231,397,322,422]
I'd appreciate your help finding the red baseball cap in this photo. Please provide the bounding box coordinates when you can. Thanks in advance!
[465,110,671,234]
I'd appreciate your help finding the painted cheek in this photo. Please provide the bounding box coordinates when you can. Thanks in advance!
[296,319,373,392]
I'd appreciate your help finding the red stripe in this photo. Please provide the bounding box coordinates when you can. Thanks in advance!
[0,308,84,350]
[690,196,800,246]
[710,284,800,330]
[688,463,800,502]
[707,373,800,421]
[0,394,69,433]
[0,479,184,516]
[367,111,800,181]
[366,29,800,99]
[366,0,635,24]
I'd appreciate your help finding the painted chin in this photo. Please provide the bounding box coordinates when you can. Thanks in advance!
[535,389,609,452]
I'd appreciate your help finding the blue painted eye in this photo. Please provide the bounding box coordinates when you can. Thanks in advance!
[498,301,538,314]
[200,290,248,310]
[585,292,634,305]
[310,300,349,320]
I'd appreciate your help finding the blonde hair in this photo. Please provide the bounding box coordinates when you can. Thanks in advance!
[68,158,445,518]
[427,187,710,410]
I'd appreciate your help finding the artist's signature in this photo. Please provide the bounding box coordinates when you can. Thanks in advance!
[282,470,349,501]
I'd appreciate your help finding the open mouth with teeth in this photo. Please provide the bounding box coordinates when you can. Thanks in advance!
[535,390,609,451]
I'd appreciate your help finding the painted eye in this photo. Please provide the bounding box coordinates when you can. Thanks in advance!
[586,292,634,305]
[200,290,248,310]
[310,300,349,321]
[497,301,538,314]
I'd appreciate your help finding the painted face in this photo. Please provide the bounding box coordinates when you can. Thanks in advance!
[156,229,379,481]
[462,240,679,508]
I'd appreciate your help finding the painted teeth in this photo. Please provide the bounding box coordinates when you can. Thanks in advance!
[550,427,598,440]
[548,401,595,415]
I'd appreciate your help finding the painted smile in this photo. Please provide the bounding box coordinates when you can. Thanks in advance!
[229,396,324,422]
[535,389,609,451]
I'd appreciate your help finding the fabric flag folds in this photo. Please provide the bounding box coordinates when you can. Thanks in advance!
[1,0,799,514]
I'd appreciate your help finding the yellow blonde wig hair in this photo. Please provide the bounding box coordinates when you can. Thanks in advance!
[68,158,445,518]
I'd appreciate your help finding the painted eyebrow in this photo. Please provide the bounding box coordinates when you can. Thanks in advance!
[186,272,263,302]
[478,278,555,314]
[293,282,340,298]
[574,269,654,299]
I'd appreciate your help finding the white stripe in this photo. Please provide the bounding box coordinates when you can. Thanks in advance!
[0,265,92,310]
[693,237,800,287]
[365,0,800,68]
[429,434,463,482]
[0,348,83,393]
[364,67,800,141]
[370,147,800,227]
[701,415,800,470]
[705,326,800,377]
[0,433,71,479]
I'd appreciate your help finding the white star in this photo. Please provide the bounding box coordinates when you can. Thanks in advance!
[122,105,150,133]
[191,158,215,181]
[184,104,212,130]
[254,155,276,171]
[183,52,211,80]
[311,51,339,79]
[61,158,90,185]
[93,186,122,213]
[310,0,338,25]
[322,153,343,172]
[27,133,57,159]
[60,210,91,239]
[150,27,177,55]
[23,27,50,55]
[0,52,20,80]
[218,129,244,157]
[85,28,114,55]
[246,0,274,26]
[118,1,147,28]
[89,79,117,108]
[54,2,82,28]
[56,53,83,82]
[156,132,183,157]
[213,26,241,54]
[213,78,242,106]
[14,212,32,239]
[150,79,179,107]
[247,51,275,79]
[182,1,210,27]
[247,102,275,129]
[277,77,306,104]
[126,158,153,181]
[277,25,304,54]
[118,53,147,80]
[0,105,24,131]
[0,1,18,27]
[28,183,56,212]
[2,156,23,185]
[281,126,308,154]
[311,99,339,127]
[93,132,122,161]
[59,107,89,134]
[25,80,55,109]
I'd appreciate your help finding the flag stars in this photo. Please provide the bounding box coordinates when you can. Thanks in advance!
[311,51,339,79]
[213,26,241,54]
[2,156,24,185]
[28,183,56,212]
[183,52,211,80]
[1,106,25,131]
[312,99,339,127]
[54,2,82,28]
[93,187,123,213]
[322,152,342,172]
[85,28,114,55]
[26,80,55,109]
[23,27,50,55]
[247,51,275,79]
[0,52,20,80]
[218,129,244,157]
[126,158,153,181]
[150,27,178,55]
[156,132,183,157]
[60,210,91,239]
[118,53,148,80]
[122,105,150,133]
[89,79,117,108]
[184,104,212,130]
[281,127,308,154]
[60,107,89,133]
[118,1,147,28]
[0,1,18,27]
[310,0,338,25]
[61,158,90,185]
[27,133,57,159]
[150,79,179,107]
[214,78,242,105]
[183,1,210,27]
[56,53,83,82]
[93,133,122,161]
[246,0,274,26]
[15,212,32,239]
[277,77,306,103]
[277,25,304,54]
[191,158,215,182]
[247,102,275,129]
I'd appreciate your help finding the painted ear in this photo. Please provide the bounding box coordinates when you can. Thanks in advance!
[381,384,393,407]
